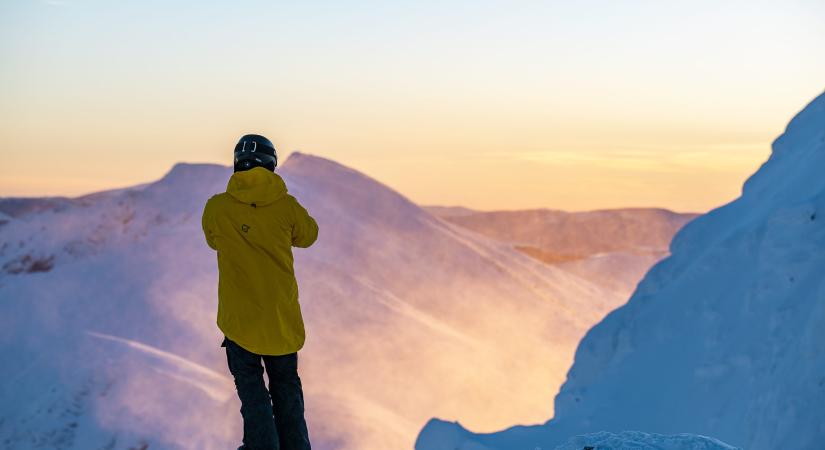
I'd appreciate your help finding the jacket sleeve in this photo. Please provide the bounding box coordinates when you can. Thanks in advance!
[201,199,218,251]
[290,195,319,248]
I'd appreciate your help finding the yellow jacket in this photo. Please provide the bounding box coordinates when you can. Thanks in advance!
[201,167,318,355]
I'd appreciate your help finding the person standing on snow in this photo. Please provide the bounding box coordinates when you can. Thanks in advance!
[201,134,318,450]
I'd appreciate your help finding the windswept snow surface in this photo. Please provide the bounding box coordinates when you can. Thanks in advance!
[552,431,740,450]
[0,154,626,449]
[416,424,740,450]
[416,92,825,449]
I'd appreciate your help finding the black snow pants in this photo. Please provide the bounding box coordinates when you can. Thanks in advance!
[222,336,311,450]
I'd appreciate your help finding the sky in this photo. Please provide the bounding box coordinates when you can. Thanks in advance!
[1,0,823,212]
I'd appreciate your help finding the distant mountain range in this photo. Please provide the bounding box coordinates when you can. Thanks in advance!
[426,206,697,299]
[416,93,825,450]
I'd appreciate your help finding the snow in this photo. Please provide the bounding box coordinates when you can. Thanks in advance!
[85,331,234,402]
[0,153,628,449]
[556,251,663,298]
[552,431,740,450]
[415,92,825,449]
[428,207,696,299]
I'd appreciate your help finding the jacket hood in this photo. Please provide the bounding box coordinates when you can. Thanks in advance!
[226,167,287,206]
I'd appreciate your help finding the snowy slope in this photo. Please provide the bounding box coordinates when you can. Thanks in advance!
[427,207,697,299]
[0,154,625,449]
[426,207,696,259]
[415,92,825,449]
[420,424,739,450]
[551,431,740,450]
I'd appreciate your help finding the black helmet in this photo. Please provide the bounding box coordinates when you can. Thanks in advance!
[234,134,278,172]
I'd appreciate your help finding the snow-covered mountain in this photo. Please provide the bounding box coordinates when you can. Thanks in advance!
[0,153,627,449]
[415,92,825,449]
[426,207,697,298]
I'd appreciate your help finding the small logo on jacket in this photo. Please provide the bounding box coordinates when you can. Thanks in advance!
[241,224,250,233]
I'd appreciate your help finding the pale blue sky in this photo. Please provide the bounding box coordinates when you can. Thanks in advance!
[1,0,824,210]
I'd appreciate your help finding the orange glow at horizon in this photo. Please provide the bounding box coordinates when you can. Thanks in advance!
[0,131,782,213]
